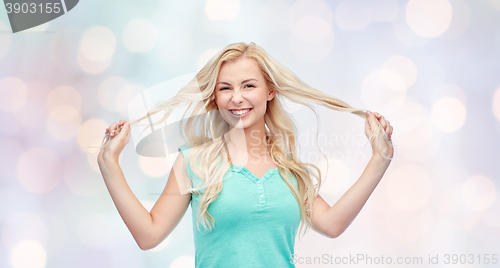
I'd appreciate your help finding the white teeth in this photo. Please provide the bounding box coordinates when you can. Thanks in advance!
[230,109,251,115]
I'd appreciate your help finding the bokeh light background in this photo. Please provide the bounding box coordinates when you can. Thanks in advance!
[1,0,500,267]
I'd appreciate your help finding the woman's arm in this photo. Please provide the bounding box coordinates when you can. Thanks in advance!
[311,156,391,238]
[99,152,191,250]
[98,120,191,250]
[312,111,393,238]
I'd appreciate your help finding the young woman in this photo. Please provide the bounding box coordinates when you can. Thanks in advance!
[96,42,394,267]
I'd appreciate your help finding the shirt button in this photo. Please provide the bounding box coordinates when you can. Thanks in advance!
[259,186,263,190]
[260,194,264,198]
[257,180,261,183]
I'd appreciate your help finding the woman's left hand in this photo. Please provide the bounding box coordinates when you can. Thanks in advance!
[365,111,394,160]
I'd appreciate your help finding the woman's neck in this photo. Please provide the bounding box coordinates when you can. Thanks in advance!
[224,123,269,158]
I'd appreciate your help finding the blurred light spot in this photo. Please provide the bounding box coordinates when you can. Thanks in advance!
[461,175,496,211]
[170,255,195,268]
[317,157,351,196]
[47,105,81,141]
[385,207,433,242]
[78,119,110,155]
[78,213,112,249]
[205,0,240,20]
[79,26,116,61]
[0,20,11,59]
[431,97,466,132]
[64,153,104,196]
[406,0,452,38]
[123,19,158,53]
[46,85,82,112]
[385,165,432,211]
[288,0,334,62]
[289,28,334,62]
[17,147,62,193]
[10,240,47,268]
[197,48,220,72]
[367,0,398,21]
[335,0,371,30]
[0,77,28,112]
[259,0,291,32]
[77,26,115,74]
[3,213,48,249]
[493,87,500,122]
[76,48,112,74]
[361,69,407,114]
[97,76,129,112]
[389,97,440,161]
[437,183,482,230]
[440,0,470,39]
[116,84,145,118]
[382,55,417,88]
[139,152,171,178]
[291,16,332,43]
[157,27,193,63]
[0,139,23,177]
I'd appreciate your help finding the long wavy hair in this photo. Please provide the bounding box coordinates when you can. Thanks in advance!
[93,42,393,239]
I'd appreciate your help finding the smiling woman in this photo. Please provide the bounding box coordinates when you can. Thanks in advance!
[93,42,394,268]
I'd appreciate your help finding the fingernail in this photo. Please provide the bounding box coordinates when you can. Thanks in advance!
[367,111,372,116]
[126,122,130,126]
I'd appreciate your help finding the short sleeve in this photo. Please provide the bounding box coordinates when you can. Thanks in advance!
[177,144,203,189]
[178,144,192,157]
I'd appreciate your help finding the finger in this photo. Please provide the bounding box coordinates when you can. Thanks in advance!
[378,115,388,130]
[110,121,120,137]
[121,121,131,139]
[366,111,380,131]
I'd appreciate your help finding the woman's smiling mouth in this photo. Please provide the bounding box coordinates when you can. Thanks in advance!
[229,108,253,117]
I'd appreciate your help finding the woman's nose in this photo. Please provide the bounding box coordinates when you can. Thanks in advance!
[231,88,244,102]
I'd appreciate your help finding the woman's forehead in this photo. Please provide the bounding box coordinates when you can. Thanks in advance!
[217,58,263,83]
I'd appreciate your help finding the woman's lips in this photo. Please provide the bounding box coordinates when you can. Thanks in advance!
[229,108,253,118]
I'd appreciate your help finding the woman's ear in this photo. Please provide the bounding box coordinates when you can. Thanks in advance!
[267,85,276,101]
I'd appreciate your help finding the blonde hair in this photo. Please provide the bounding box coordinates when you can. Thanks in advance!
[92,42,393,239]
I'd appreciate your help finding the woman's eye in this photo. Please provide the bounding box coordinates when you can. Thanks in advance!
[245,84,255,89]
[220,87,230,91]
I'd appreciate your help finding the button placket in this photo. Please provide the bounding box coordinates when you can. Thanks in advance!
[257,178,265,204]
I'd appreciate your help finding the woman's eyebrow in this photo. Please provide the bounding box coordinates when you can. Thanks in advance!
[216,78,258,86]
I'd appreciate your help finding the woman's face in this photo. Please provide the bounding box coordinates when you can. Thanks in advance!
[214,57,275,129]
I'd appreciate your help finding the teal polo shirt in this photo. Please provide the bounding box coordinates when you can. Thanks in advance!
[178,144,301,268]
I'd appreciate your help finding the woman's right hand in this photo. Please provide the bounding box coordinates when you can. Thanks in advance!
[98,120,131,164]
